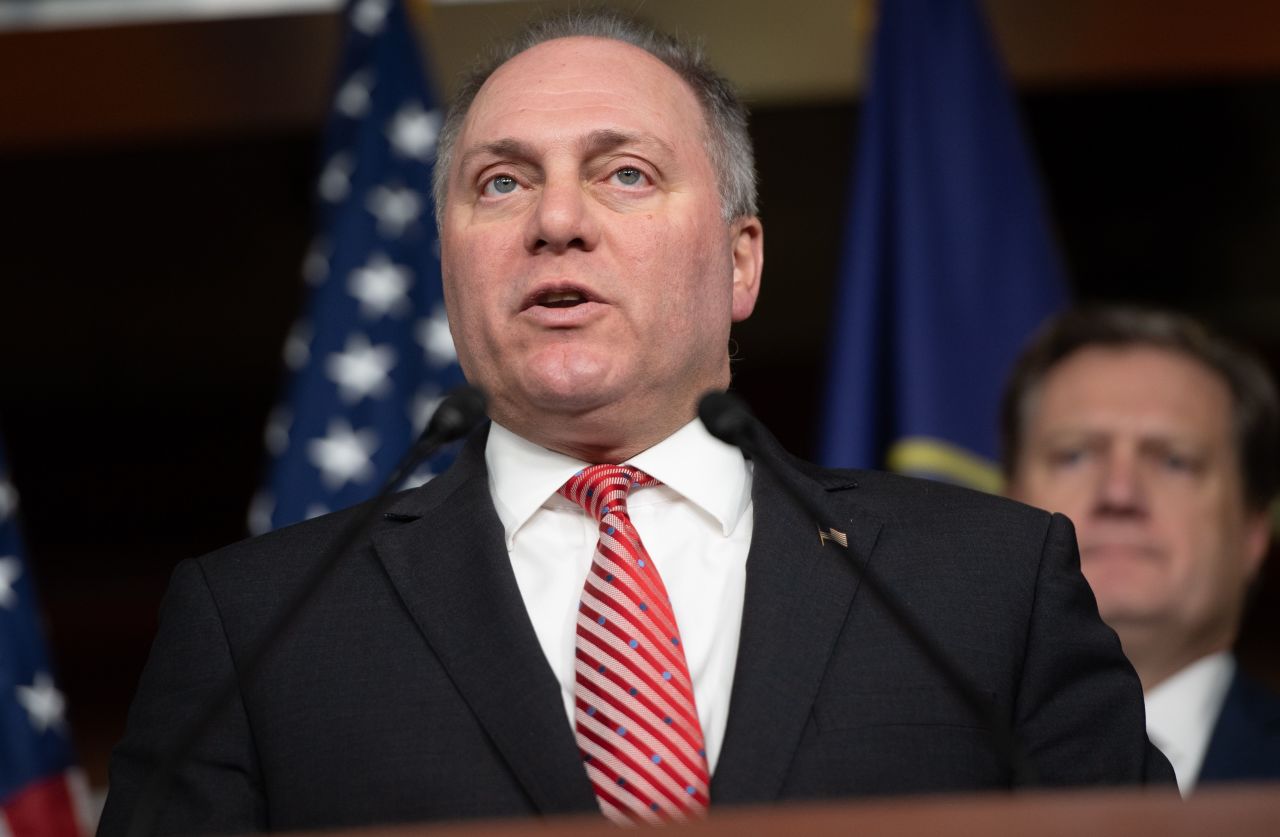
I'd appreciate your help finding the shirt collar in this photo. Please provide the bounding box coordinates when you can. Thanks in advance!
[485,418,752,547]
[1145,650,1235,793]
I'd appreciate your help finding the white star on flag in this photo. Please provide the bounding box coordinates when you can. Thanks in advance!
[352,0,390,35]
[264,406,292,456]
[367,184,422,238]
[16,672,67,734]
[303,240,330,286]
[284,321,313,371]
[0,556,21,608]
[402,465,437,490]
[308,419,379,490]
[325,333,397,404]
[349,253,413,319]
[318,152,355,203]
[404,386,443,490]
[411,386,445,435]
[0,478,16,520]
[416,303,457,368]
[388,103,442,161]
[335,69,375,118]
[247,491,275,536]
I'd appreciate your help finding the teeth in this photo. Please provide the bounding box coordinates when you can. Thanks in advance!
[535,293,586,309]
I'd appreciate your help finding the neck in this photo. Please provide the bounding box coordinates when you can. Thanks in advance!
[1115,624,1235,693]
[545,434,667,465]
[494,401,697,465]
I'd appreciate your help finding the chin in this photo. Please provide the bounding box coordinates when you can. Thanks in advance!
[523,348,618,396]
[1095,598,1172,632]
[528,368,616,407]
[491,378,620,422]
[1088,572,1170,617]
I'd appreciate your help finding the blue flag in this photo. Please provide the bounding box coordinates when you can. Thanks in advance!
[819,0,1068,491]
[251,0,465,533]
[0,443,85,835]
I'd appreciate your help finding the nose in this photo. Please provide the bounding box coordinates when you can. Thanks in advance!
[1094,447,1147,516]
[524,175,599,254]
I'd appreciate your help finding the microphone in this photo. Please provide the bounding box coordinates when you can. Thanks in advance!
[397,384,489,484]
[698,390,760,452]
[418,385,488,449]
[698,390,1037,787]
[125,385,487,837]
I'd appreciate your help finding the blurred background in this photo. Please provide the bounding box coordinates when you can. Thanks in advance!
[2,0,1279,803]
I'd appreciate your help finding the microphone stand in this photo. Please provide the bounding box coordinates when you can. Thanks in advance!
[698,390,1037,787]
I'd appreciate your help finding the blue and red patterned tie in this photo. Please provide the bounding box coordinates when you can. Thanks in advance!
[559,464,711,824]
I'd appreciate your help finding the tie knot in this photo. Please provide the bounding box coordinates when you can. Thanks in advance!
[558,464,659,521]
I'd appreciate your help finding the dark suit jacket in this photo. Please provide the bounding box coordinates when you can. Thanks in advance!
[99,423,1172,834]
[1199,667,1280,784]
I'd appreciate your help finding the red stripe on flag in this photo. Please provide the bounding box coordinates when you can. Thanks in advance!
[2,773,84,837]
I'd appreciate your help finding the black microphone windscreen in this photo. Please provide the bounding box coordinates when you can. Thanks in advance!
[424,385,488,444]
[698,390,755,449]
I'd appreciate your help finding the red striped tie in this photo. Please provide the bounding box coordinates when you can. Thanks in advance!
[559,464,711,825]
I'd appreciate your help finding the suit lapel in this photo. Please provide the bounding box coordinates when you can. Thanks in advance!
[711,435,884,804]
[372,431,596,815]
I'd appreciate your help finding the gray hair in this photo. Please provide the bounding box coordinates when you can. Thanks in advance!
[431,8,757,224]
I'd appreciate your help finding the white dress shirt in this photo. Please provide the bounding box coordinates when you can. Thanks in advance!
[485,419,753,775]
[1145,651,1235,796]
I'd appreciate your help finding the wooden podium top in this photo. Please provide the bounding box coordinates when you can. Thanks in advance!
[326,784,1279,837]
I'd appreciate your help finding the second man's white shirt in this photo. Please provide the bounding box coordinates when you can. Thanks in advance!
[485,419,754,775]
[1145,650,1235,796]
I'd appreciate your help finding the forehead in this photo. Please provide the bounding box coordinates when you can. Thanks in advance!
[1032,345,1235,440]
[460,36,708,152]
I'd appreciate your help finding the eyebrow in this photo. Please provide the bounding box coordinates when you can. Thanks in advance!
[458,138,535,173]
[581,128,675,159]
[1038,428,1210,451]
[457,129,676,172]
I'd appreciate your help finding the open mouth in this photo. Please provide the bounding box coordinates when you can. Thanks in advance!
[537,290,587,308]
[525,285,596,311]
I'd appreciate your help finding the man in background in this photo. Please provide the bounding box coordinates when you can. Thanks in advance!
[1004,306,1280,793]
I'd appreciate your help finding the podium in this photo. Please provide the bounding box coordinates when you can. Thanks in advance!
[331,784,1279,836]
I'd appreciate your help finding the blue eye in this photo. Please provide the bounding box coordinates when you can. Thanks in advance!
[485,175,518,196]
[1050,448,1086,467]
[612,167,646,187]
[1162,453,1196,473]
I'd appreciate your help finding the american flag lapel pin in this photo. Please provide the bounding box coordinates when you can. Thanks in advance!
[818,527,849,548]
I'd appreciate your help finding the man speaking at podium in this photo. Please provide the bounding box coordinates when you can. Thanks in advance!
[100,10,1170,834]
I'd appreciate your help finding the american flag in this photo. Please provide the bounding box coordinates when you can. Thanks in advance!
[0,442,87,836]
[250,0,465,534]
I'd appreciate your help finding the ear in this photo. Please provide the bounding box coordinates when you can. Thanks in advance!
[729,216,763,322]
[1004,471,1026,502]
[1242,507,1273,581]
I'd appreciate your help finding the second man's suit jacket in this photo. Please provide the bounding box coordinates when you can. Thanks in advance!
[99,421,1172,834]
[1199,667,1280,784]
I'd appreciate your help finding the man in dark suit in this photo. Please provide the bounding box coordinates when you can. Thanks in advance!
[99,11,1170,835]
[1003,306,1280,794]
